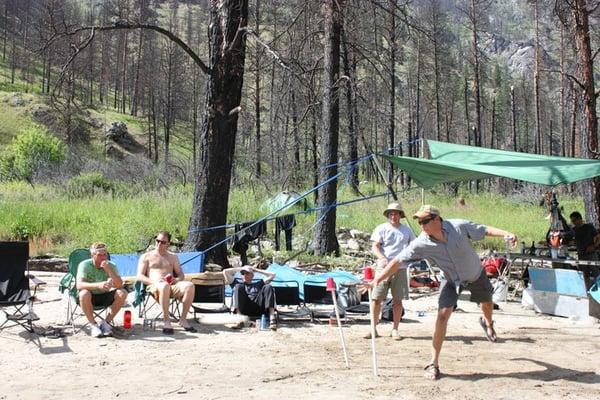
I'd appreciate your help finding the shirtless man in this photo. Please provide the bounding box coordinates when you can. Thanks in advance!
[136,231,197,334]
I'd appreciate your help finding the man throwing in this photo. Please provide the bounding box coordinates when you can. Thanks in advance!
[137,231,197,334]
[364,205,517,380]
[367,202,415,340]
[76,242,127,338]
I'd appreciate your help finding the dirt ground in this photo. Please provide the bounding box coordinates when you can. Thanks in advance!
[1,271,599,400]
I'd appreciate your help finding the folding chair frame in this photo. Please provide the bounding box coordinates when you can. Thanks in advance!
[59,248,113,333]
[191,283,228,322]
[0,241,46,335]
[273,280,313,321]
[135,281,182,325]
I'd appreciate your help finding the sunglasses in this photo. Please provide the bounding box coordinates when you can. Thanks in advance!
[418,216,436,226]
[155,239,169,245]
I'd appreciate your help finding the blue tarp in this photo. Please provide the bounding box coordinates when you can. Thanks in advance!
[267,263,360,300]
[224,263,360,299]
[110,251,205,277]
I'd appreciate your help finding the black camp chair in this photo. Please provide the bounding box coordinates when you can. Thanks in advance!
[303,281,336,322]
[191,282,228,321]
[0,241,45,334]
[273,280,313,321]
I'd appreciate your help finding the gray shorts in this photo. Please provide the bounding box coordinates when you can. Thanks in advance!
[372,267,409,301]
[438,269,493,309]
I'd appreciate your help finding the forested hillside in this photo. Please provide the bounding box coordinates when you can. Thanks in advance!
[0,0,598,260]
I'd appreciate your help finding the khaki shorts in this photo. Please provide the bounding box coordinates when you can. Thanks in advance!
[146,282,185,301]
[372,262,409,301]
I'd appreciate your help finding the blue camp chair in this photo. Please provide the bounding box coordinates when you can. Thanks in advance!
[58,248,114,333]
[129,251,206,325]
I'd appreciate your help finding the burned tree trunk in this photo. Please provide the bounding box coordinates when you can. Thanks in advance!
[314,0,343,256]
[185,0,248,266]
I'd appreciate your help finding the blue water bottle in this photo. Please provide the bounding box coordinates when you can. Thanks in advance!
[260,314,268,330]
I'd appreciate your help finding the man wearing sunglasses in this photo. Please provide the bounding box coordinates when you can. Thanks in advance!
[366,202,416,340]
[364,204,517,380]
[137,231,197,334]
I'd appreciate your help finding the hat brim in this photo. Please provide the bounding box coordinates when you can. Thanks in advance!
[413,211,438,219]
[384,209,405,218]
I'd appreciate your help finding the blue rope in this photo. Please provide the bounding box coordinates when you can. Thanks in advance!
[200,169,345,254]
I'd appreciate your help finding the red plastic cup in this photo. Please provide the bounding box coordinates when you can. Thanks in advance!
[123,310,132,329]
[363,266,374,282]
[165,274,173,285]
[326,277,336,292]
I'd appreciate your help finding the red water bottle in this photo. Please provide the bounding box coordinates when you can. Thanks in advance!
[124,310,132,329]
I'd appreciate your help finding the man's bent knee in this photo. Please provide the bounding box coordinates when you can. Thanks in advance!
[437,307,454,322]
[79,289,92,302]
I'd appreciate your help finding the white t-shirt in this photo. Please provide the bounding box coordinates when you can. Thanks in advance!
[370,223,416,267]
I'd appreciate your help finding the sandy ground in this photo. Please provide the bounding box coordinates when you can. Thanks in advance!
[1,271,599,400]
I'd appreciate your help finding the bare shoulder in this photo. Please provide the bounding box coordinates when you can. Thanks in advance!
[166,251,180,264]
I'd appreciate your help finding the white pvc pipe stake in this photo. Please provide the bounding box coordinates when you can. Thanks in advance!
[368,288,378,376]
[330,290,350,368]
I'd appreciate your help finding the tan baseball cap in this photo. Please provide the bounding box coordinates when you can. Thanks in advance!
[383,202,405,218]
[413,205,441,219]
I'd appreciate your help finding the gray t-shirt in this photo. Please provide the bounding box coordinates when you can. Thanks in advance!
[370,223,416,264]
[394,219,487,286]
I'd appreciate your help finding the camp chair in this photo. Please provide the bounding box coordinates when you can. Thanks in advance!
[58,248,113,333]
[272,280,313,321]
[303,280,336,322]
[0,241,45,334]
[134,280,182,326]
[227,277,264,317]
[191,282,228,321]
[135,253,207,326]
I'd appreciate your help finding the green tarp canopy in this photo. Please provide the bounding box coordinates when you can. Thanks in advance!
[382,140,600,188]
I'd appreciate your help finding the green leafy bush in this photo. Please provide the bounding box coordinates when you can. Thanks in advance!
[65,172,116,198]
[0,126,66,181]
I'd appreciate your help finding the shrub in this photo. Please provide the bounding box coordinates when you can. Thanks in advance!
[0,126,66,182]
[65,172,116,198]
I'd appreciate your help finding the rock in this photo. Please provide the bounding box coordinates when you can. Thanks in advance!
[349,229,370,241]
[8,95,24,106]
[204,263,223,272]
[106,145,124,159]
[28,257,68,273]
[106,121,128,140]
[345,239,361,251]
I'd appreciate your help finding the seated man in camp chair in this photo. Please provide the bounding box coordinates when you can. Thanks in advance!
[76,242,127,338]
[136,231,197,334]
[224,265,277,330]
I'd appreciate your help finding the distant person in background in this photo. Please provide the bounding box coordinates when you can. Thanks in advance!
[224,265,277,330]
[569,211,600,261]
[367,202,416,340]
[137,231,197,334]
[76,242,127,338]
[569,212,600,318]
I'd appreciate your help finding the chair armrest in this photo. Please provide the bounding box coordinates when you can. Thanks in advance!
[27,274,46,286]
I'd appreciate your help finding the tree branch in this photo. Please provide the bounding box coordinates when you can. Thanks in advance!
[592,47,600,62]
[541,68,585,90]
[46,22,210,75]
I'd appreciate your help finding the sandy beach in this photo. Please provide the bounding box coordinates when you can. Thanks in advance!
[1,271,599,400]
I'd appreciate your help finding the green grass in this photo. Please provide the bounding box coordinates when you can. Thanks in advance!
[0,180,584,259]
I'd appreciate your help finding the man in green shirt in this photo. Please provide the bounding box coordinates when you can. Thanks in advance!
[76,242,127,337]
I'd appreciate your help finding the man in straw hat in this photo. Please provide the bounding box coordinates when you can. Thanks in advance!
[364,205,517,380]
[366,202,416,340]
